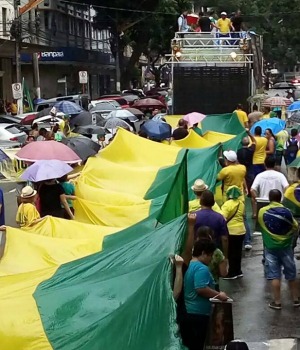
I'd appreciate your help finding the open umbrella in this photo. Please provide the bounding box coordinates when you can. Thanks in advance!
[36,107,52,118]
[262,97,292,107]
[273,82,294,89]
[21,160,73,182]
[133,98,165,109]
[288,101,300,112]
[106,110,138,122]
[141,120,172,140]
[15,141,81,164]
[250,118,286,136]
[121,94,139,103]
[75,125,105,135]
[183,112,206,127]
[20,113,38,126]
[70,111,104,127]
[54,101,83,115]
[289,111,300,123]
[104,118,132,133]
[62,136,100,162]
[125,108,144,117]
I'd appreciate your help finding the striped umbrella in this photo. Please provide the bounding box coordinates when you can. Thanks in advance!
[262,97,292,107]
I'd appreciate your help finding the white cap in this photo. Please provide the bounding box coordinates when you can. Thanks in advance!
[221,11,227,15]
[224,150,237,162]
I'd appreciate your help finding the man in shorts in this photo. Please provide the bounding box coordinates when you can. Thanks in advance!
[258,189,300,310]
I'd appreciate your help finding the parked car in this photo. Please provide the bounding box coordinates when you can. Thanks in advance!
[0,124,27,145]
[33,116,63,130]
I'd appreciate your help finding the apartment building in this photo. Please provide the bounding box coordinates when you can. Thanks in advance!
[0,0,116,101]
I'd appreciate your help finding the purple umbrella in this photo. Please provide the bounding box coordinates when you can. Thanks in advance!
[21,160,73,182]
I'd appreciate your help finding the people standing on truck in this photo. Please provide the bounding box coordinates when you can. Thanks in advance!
[231,10,244,43]
[233,104,249,128]
[178,10,189,32]
[198,11,214,32]
[216,12,234,44]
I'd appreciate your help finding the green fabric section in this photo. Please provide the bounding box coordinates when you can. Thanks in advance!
[156,151,189,224]
[222,131,247,151]
[34,215,187,350]
[201,113,245,135]
[288,157,300,168]
[283,197,300,217]
[187,145,221,198]
[193,127,202,136]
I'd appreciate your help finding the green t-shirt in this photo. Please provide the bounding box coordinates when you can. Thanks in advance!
[209,248,225,283]
[61,182,75,208]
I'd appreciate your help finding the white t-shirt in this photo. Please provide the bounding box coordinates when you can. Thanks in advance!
[251,170,289,199]
[178,15,189,32]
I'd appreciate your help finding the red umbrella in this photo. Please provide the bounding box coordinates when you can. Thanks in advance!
[262,97,292,107]
[133,98,165,109]
[21,113,37,125]
[15,141,81,164]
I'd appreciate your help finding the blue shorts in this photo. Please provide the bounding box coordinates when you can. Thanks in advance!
[253,164,265,177]
[265,247,296,281]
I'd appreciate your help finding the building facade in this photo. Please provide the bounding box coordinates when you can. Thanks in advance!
[0,0,116,102]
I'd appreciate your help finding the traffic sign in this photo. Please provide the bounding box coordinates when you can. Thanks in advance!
[79,71,88,84]
[12,83,23,100]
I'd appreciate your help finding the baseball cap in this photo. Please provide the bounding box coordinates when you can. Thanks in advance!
[221,11,227,15]
[224,150,237,162]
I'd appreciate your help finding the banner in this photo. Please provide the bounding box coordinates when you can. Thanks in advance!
[205,300,234,350]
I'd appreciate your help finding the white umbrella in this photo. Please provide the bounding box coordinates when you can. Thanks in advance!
[106,110,138,122]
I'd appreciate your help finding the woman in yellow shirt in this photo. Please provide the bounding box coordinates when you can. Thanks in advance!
[221,186,246,280]
[16,186,44,228]
[252,126,268,176]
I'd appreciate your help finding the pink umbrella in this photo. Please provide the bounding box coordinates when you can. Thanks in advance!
[262,97,292,107]
[183,112,206,127]
[15,141,81,164]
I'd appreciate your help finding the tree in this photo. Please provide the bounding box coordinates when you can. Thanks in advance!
[83,0,192,89]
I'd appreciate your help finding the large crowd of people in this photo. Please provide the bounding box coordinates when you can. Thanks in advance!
[171,105,300,349]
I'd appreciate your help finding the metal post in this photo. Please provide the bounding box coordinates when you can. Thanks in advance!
[115,35,121,92]
[14,0,21,84]
[33,53,41,98]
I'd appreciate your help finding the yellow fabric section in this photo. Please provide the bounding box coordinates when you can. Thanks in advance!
[169,130,214,149]
[202,131,235,144]
[0,266,57,350]
[75,129,180,225]
[0,218,120,349]
[165,115,182,129]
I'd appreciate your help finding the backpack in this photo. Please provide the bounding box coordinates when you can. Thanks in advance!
[286,138,299,164]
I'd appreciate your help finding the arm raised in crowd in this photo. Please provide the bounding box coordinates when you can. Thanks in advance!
[182,213,197,264]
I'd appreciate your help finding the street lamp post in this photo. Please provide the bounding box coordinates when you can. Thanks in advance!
[14,0,21,84]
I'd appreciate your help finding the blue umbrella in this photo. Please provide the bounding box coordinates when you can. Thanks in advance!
[250,118,286,136]
[288,101,300,112]
[141,120,172,140]
[54,101,83,115]
[21,160,73,182]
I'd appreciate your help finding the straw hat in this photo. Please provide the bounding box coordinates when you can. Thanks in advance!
[21,186,37,198]
[191,179,208,192]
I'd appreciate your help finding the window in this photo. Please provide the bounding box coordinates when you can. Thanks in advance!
[2,8,7,36]
[44,11,49,29]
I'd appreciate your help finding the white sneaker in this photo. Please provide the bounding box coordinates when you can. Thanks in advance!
[245,244,252,250]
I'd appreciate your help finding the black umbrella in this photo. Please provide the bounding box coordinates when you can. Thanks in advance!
[70,111,104,127]
[62,136,100,162]
[75,125,105,135]
[36,107,52,118]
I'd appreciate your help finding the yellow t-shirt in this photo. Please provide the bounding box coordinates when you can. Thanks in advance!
[16,203,40,228]
[217,164,246,199]
[234,110,248,127]
[221,199,246,235]
[253,136,268,164]
[189,198,223,215]
[261,113,270,120]
[217,18,231,33]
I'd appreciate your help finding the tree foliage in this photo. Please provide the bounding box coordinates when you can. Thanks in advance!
[209,0,300,70]
[82,0,191,89]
